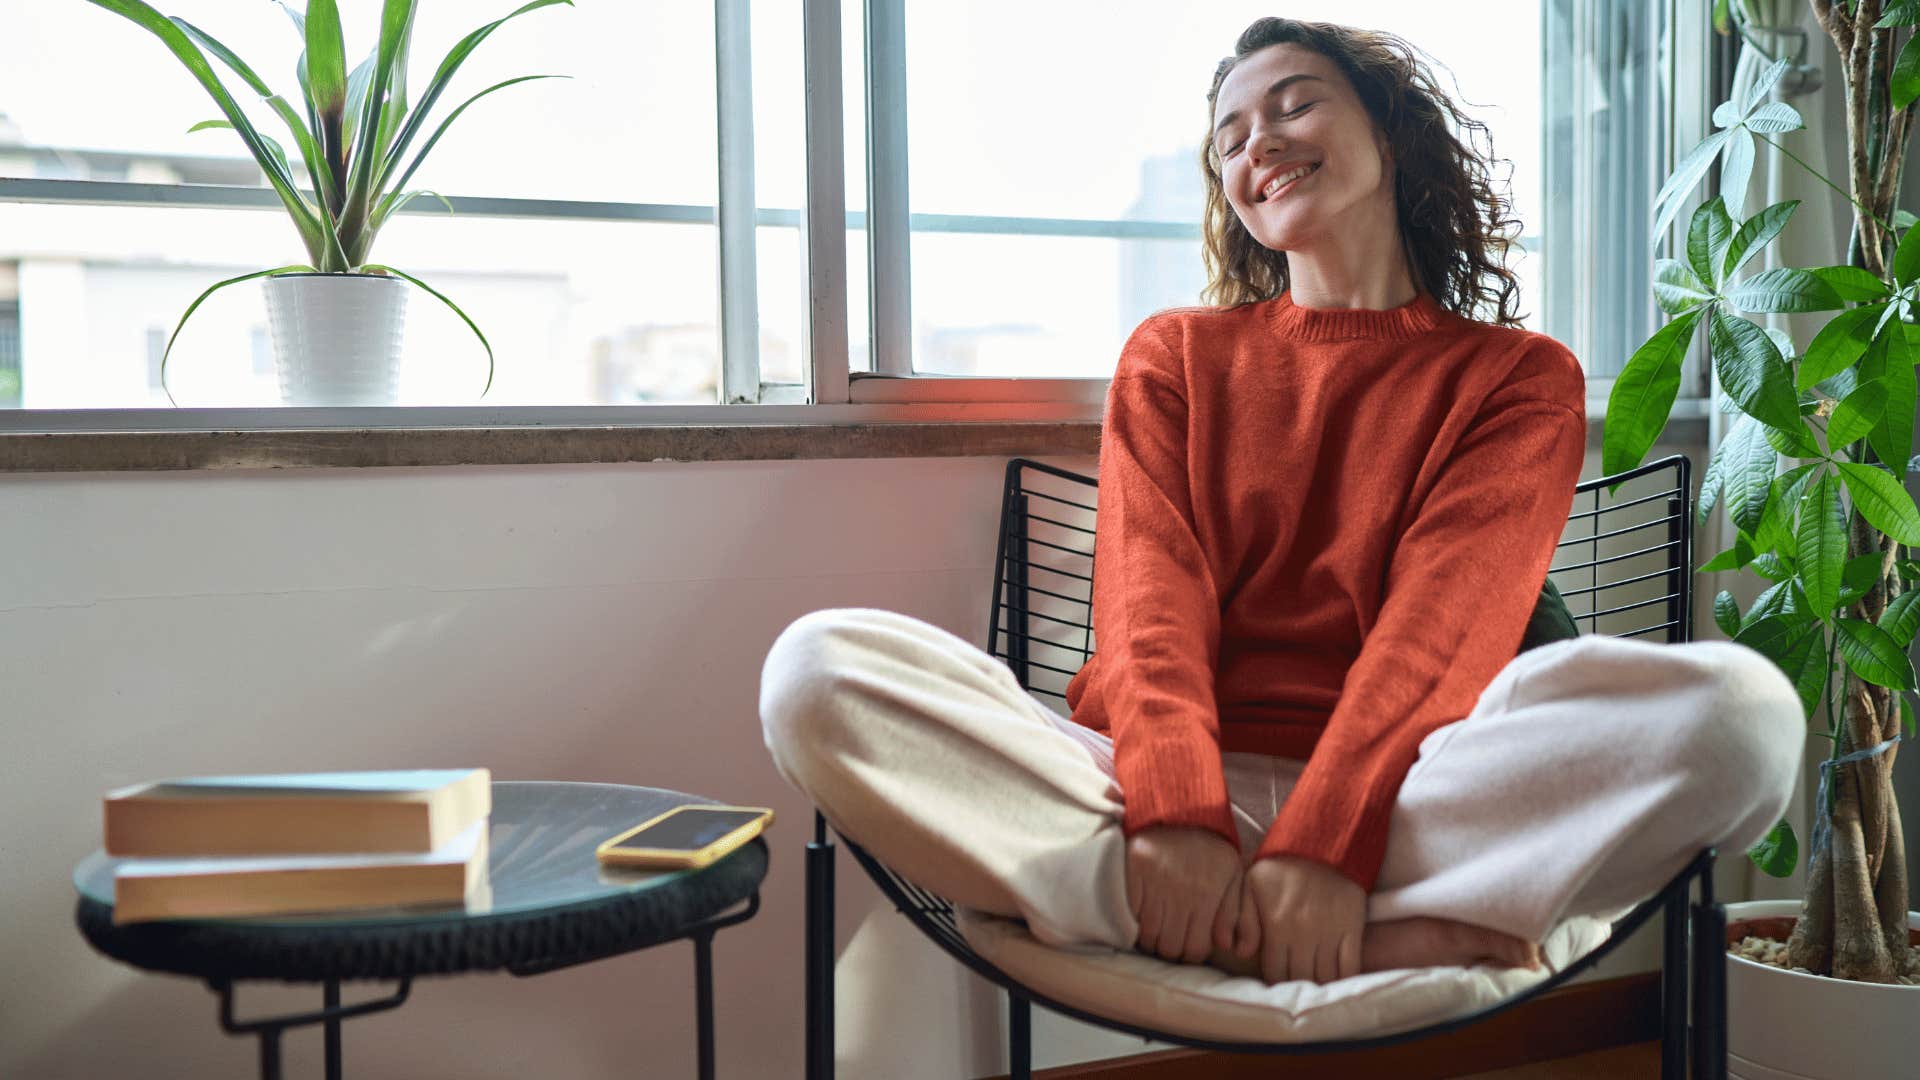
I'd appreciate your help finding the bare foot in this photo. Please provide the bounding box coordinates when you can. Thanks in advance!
[1362,917,1542,973]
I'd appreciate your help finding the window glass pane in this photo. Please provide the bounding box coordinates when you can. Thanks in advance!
[0,3,716,206]
[899,3,1547,376]
[0,201,718,408]
[0,2,743,408]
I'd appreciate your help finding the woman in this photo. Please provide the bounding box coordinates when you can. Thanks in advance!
[760,17,1802,990]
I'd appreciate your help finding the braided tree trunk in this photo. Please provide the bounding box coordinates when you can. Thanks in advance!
[1792,0,1912,982]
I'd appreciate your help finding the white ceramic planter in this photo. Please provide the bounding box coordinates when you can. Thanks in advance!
[1726,899,1919,1080]
[263,273,407,406]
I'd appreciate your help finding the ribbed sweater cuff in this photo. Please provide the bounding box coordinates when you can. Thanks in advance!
[1254,740,1422,891]
[1116,732,1239,853]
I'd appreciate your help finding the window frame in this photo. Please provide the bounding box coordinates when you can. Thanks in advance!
[0,0,1678,443]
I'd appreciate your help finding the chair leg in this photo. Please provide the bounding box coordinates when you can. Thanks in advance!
[806,811,836,1080]
[1661,887,1689,1080]
[1009,992,1031,1080]
[1691,851,1728,1080]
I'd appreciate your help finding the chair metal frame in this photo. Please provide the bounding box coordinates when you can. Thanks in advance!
[804,454,1725,1080]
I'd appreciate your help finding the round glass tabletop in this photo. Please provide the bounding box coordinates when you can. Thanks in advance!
[74,780,763,927]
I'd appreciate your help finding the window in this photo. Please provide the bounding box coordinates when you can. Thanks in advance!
[0,1,1675,424]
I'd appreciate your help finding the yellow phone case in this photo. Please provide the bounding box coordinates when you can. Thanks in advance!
[595,804,774,870]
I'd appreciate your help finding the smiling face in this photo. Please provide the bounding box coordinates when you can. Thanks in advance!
[1209,42,1396,254]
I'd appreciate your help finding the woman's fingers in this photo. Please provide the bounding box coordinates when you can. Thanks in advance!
[1211,875,1241,956]
[1135,889,1164,955]
[1235,877,1261,958]
[1156,907,1191,961]
[1338,929,1363,981]
[1313,938,1339,984]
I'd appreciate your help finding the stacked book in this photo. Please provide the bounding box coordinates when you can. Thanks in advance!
[102,768,492,924]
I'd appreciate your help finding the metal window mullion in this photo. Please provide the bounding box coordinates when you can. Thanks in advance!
[865,0,912,377]
[801,0,851,405]
[715,0,761,405]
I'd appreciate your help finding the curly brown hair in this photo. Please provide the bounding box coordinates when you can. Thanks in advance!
[1201,18,1525,326]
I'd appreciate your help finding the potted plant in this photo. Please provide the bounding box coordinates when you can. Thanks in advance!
[87,0,570,405]
[1606,2,1919,1075]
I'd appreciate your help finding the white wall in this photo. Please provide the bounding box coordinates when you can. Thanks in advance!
[2,442,1719,1079]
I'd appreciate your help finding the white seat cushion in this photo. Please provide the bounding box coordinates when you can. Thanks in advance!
[956,910,1611,1044]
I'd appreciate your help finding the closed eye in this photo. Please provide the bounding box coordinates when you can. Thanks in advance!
[1218,102,1316,159]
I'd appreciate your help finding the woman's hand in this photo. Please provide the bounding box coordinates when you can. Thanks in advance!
[1124,826,1245,964]
[1237,854,1366,984]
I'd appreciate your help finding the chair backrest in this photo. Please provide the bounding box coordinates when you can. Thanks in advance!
[986,454,1694,706]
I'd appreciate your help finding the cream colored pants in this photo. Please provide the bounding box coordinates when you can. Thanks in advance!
[759,606,1803,949]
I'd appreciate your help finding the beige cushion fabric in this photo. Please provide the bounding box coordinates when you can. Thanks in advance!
[956,910,1611,1044]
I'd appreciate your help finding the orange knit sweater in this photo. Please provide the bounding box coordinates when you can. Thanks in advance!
[1062,289,1587,891]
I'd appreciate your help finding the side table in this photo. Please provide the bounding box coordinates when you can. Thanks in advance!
[73,780,768,1080]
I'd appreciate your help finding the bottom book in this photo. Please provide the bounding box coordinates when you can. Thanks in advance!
[111,819,490,924]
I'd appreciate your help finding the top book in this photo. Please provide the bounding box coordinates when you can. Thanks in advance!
[104,768,492,857]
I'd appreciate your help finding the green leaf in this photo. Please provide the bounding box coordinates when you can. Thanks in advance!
[156,264,315,406]
[1837,462,1920,544]
[170,17,333,211]
[1697,197,1743,282]
[1809,266,1892,303]
[1878,0,1920,28]
[1653,129,1734,243]
[335,0,419,266]
[1744,57,1792,112]
[1757,462,1820,560]
[1726,267,1847,313]
[1843,551,1887,599]
[1902,559,1920,582]
[1655,259,1714,315]
[1722,416,1779,534]
[358,264,495,396]
[1720,131,1755,220]
[1895,34,1920,113]
[1836,617,1918,689]
[1900,210,1920,231]
[1711,308,1815,435]
[83,0,330,266]
[303,0,348,125]
[372,75,566,232]
[1797,472,1847,618]
[1734,613,1804,661]
[1881,589,1920,647]
[1723,200,1798,281]
[1753,551,1794,581]
[1700,533,1757,573]
[1858,323,1918,469]
[1748,820,1799,878]
[1829,377,1888,450]
[1714,589,1741,637]
[373,0,574,220]
[1799,303,1886,391]
[1906,697,1917,739]
[1604,309,1702,475]
[1783,625,1830,716]
[188,119,292,180]
[1743,101,1804,133]
[1899,204,1920,285]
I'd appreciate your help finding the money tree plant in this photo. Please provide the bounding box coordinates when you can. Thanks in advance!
[88,0,573,397]
[1605,1,1920,984]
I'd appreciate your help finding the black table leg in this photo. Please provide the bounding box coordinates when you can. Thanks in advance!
[694,930,716,1080]
[324,980,342,1080]
[259,1027,282,1080]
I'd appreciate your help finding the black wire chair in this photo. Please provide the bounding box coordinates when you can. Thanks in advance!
[803,454,1724,1080]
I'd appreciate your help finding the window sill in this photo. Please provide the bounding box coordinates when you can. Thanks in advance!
[0,401,1703,473]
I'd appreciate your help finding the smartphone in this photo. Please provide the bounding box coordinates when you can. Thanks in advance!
[595,804,774,870]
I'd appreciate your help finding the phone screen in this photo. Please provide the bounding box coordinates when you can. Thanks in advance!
[611,808,765,852]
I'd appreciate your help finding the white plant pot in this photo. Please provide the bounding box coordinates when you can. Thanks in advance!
[263,273,407,406]
[1726,899,1919,1079]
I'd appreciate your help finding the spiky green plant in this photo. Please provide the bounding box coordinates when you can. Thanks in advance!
[88,0,573,399]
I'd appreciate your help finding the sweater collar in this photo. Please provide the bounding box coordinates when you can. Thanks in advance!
[1267,288,1444,342]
